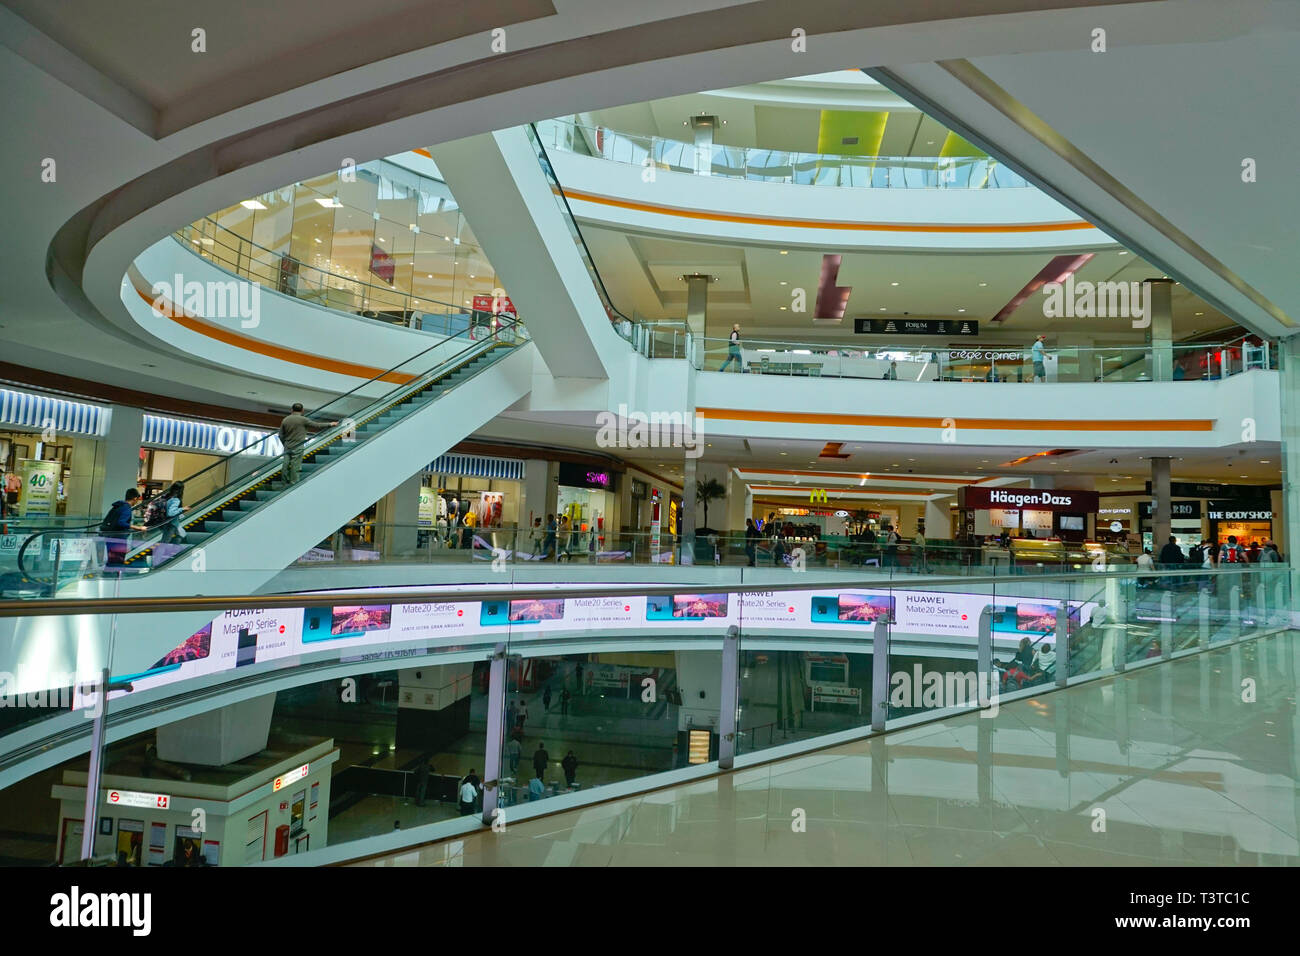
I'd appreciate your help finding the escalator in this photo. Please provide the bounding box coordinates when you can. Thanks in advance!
[16,321,534,597]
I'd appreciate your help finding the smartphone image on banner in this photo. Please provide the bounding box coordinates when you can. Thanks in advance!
[236,629,258,668]
[506,598,565,624]
[301,606,333,643]
[810,596,840,622]
[646,593,728,620]
[480,601,510,626]
[836,593,895,623]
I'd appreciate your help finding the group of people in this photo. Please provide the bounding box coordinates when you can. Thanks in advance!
[999,636,1057,688]
[99,482,190,555]
[1143,534,1282,570]
[526,514,601,561]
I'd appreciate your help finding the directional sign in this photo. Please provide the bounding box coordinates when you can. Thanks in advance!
[273,764,310,792]
[107,789,170,809]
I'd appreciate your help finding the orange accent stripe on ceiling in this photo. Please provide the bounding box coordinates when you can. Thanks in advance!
[752,484,934,496]
[131,281,416,384]
[738,469,972,484]
[699,408,1213,432]
[563,189,1094,234]
[412,148,433,158]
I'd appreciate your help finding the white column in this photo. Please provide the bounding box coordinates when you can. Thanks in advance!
[924,497,953,538]
[1148,279,1174,381]
[1279,337,1300,609]
[376,471,422,557]
[521,458,556,528]
[94,405,144,513]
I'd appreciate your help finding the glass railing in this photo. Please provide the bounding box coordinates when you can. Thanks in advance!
[176,218,509,338]
[536,117,1034,189]
[670,332,1277,383]
[9,321,529,597]
[20,516,1291,594]
[185,154,505,327]
[0,564,1287,865]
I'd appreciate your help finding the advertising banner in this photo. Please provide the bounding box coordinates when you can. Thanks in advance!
[98,584,1097,706]
[18,459,60,516]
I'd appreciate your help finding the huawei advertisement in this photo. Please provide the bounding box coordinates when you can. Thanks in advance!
[102,585,1096,703]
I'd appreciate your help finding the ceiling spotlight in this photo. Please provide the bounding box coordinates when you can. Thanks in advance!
[1118,251,1128,255]
[978,282,987,287]
[779,250,788,255]
[890,282,899,286]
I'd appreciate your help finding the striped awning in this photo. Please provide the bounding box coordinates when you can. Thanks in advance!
[142,414,282,457]
[426,454,525,481]
[0,388,107,437]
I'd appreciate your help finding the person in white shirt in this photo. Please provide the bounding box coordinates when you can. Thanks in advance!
[458,776,479,816]
[1136,549,1155,571]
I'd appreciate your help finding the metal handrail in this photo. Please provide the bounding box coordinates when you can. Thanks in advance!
[0,563,1270,618]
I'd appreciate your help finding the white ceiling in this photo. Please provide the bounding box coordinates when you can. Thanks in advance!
[579,225,1236,344]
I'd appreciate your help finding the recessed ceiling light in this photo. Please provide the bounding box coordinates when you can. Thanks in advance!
[957,308,966,313]
[779,281,787,285]
[978,282,987,287]
[879,307,886,312]
[240,200,267,210]
[780,452,787,456]
[779,250,788,255]
[1260,460,1270,463]
[779,306,787,311]
[890,282,899,286]
[1195,312,1204,316]
[1118,251,1128,255]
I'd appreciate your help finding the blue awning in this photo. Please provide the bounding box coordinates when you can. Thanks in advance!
[0,388,106,437]
[426,454,525,480]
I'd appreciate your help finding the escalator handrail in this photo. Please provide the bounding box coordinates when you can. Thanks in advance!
[16,318,526,579]
[524,123,633,327]
[123,327,523,563]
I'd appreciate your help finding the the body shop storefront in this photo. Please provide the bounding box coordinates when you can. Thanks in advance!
[1207,500,1274,551]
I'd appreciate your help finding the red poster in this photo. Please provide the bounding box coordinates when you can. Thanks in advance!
[472,293,515,316]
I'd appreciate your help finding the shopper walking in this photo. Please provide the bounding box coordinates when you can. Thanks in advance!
[544,514,557,560]
[147,482,189,545]
[745,518,760,567]
[1031,335,1048,382]
[516,699,529,732]
[543,685,552,712]
[560,688,570,715]
[279,402,334,485]
[561,750,579,788]
[506,737,521,775]
[458,772,479,816]
[719,323,743,372]
[1157,535,1185,569]
[532,741,550,781]
[529,517,544,558]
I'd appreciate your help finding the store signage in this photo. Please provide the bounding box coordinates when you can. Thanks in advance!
[1145,481,1271,500]
[960,486,1098,513]
[1109,521,1124,533]
[17,459,59,517]
[107,789,170,809]
[1138,501,1202,519]
[1097,506,1132,516]
[855,318,979,336]
[558,462,614,490]
[947,349,1023,361]
[1206,501,1272,521]
[273,764,310,792]
[471,293,517,316]
[630,479,648,499]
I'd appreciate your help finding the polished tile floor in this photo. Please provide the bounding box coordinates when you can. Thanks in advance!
[350,633,1300,866]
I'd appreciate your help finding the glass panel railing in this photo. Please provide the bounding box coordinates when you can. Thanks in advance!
[682,334,1276,384]
[176,218,505,338]
[535,117,1033,190]
[0,565,1288,864]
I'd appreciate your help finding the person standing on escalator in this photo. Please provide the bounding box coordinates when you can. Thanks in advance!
[279,403,335,485]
